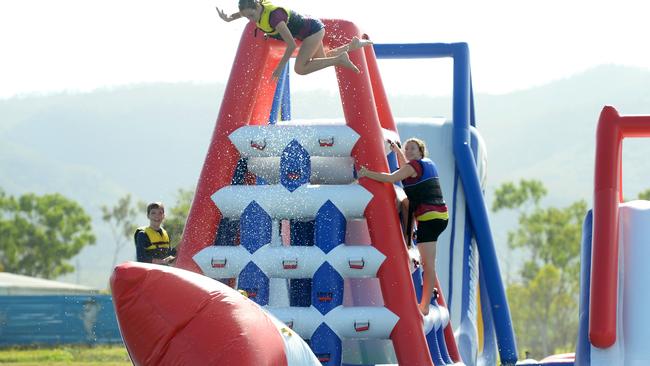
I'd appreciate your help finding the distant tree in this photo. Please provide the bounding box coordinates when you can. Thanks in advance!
[0,189,96,278]
[506,265,578,356]
[493,179,586,358]
[101,194,138,269]
[163,189,194,248]
[638,188,650,201]
[492,179,547,213]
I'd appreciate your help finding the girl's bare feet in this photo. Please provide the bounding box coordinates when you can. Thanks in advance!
[349,36,374,52]
[337,52,360,73]
[419,303,430,316]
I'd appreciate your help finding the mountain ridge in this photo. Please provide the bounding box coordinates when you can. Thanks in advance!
[2,64,649,288]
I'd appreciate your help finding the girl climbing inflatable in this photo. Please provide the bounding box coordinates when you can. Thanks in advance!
[359,138,449,315]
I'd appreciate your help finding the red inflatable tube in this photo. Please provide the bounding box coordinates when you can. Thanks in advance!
[591,106,650,347]
[111,262,294,366]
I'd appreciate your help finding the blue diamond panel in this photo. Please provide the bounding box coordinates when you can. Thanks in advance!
[311,263,343,315]
[310,323,342,366]
[280,139,311,192]
[238,262,270,306]
[314,200,346,254]
[240,201,271,254]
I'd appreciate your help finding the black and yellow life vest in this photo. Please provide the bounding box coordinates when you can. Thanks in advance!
[402,158,446,209]
[256,1,291,37]
[137,226,170,251]
[401,159,449,241]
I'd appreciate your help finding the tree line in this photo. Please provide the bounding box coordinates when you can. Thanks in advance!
[495,180,650,359]
[2,183,649,359]
[0,188,192,279]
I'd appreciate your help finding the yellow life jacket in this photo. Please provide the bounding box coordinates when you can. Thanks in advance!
[137,226,170,251]
[256,0,291,37]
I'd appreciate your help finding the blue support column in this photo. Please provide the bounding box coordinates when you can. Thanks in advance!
[575,210,594,366]
[281,65,291,121]
[269,63,291,124]
[477,262,498,366]
[450,43,517,364]
[373,42,518,364]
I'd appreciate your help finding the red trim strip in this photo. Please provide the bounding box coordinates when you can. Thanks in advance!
[591,106,650,347]
[342,23,433,365]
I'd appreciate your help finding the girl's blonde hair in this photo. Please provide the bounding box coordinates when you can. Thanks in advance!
[405,138,427,158]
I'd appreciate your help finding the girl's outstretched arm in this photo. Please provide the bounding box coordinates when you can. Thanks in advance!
[216,7,243,22]
[272,22,297,79]
[358,164,415,183]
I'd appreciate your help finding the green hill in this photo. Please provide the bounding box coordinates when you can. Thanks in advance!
[2,64,649,288]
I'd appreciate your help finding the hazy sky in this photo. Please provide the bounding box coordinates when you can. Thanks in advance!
[2,0,649,99]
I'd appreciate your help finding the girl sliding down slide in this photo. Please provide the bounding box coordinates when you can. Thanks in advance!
[216,0,373,79]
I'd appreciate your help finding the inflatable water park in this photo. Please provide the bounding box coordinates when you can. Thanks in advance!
[109,18,650,366]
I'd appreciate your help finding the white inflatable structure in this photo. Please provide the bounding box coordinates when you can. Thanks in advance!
[581,201,650,365]
[190,119,468,365]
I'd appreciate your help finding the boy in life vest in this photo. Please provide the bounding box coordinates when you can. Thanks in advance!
[134,202,176,265]
[216,0,373,79]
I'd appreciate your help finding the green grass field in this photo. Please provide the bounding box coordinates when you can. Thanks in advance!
[0,345,131,365]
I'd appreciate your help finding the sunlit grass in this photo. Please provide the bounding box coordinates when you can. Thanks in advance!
[0,345,131,365]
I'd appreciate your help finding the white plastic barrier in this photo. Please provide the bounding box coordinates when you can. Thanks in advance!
[248,156,355,185]
[193,244,386,279]
[621,201,650,365]
[268,305,399,340]
[212,184,372,219]
[229,123,360,157]
[590,201,650,365]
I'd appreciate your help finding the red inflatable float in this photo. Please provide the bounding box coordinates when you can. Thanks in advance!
[110,262,319,366]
